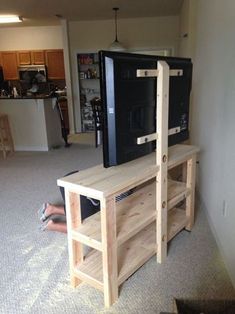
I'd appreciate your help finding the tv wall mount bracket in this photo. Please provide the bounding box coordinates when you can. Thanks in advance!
[136,64,183,145]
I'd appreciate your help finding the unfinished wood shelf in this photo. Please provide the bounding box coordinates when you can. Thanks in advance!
[58,144,199,307]
[75,223,156,290]
[72,206,190,293]
[57,61,200,308]
[70,179,190,251]
[71,181,156,251]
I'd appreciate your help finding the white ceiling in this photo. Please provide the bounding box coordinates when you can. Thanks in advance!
[0,0,183,27]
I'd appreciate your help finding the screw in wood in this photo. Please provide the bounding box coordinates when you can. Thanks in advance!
[162,154,167,162]
[162,201,166,208]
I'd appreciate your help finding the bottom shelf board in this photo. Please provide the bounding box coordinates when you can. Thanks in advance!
[168,208,189,241]
[74,208,188,290]
[74,223,156,290]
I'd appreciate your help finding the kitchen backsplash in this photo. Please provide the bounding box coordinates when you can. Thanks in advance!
[3,79,66,97]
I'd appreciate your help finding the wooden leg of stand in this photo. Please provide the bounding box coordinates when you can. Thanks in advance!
[101,196,118,307]
[185,155,196,231]
[65,190,83,287]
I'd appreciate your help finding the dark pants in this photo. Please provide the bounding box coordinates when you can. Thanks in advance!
[59,171,100,220]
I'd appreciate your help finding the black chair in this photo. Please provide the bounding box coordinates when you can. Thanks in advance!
[56,96,70,147]
[90,97,103,147]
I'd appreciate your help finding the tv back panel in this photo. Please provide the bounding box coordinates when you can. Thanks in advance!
[99,51,192,168]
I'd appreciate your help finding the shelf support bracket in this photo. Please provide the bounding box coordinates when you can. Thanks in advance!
[136,69,183,77]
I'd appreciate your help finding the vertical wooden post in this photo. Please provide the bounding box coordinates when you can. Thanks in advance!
[185,155,196,230]
[156,61,169,263]
[65,190,83,287]
[101,196,118,307]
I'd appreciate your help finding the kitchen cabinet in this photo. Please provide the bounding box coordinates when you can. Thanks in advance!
[0,49,65,80]
[0,51,18,80]
[17,51,31,65]
[31,50,45,65]
[17,50,45,66]
[77,53,100,132]
[45,49,65,79]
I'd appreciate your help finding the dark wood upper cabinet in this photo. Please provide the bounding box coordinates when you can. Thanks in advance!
[45,49,65,79]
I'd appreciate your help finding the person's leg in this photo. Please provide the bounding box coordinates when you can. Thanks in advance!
[39,203,65,222]
[43,220,67,233]
[60,170,100,220]
[44,204,65,217]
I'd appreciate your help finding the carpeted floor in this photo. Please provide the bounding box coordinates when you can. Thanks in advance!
[0,142,234,314]
[68,132,95,146]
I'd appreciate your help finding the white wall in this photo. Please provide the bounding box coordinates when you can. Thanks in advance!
[188,0,235,286]
[178,0,198,59]
[0,18,180,133]
[0,26,63,50]
[68,16,180,131]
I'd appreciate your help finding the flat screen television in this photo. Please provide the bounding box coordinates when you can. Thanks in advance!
[99,50,193,168]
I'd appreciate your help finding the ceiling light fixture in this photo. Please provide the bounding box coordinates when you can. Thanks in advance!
[109,7,125,52]
[0,15,23,24]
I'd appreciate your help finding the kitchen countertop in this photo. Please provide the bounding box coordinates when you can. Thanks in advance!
[0,94,55,100]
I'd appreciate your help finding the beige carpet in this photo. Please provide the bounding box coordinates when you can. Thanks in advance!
[0,144,234,314]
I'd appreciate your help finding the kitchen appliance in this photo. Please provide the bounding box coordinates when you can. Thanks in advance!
[18,65,47,83]
[18,65,48,95]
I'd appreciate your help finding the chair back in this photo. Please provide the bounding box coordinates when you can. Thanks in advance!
[90,97,103,131]
[90,97,103,147]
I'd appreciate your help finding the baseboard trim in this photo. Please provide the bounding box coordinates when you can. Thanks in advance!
[14,146,49,152]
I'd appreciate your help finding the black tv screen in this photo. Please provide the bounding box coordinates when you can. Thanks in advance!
[99,51,192,168]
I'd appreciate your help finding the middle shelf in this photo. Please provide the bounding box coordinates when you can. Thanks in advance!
[71,180,191,251]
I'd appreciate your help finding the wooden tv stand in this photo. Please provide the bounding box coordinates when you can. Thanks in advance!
[57,61,199,307]
[57,144,199,307]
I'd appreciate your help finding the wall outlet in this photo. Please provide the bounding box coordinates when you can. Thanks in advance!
[222,200,228,217]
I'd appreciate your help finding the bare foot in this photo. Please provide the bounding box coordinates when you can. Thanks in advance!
[43,204,65,218]
[43,220,67,233]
